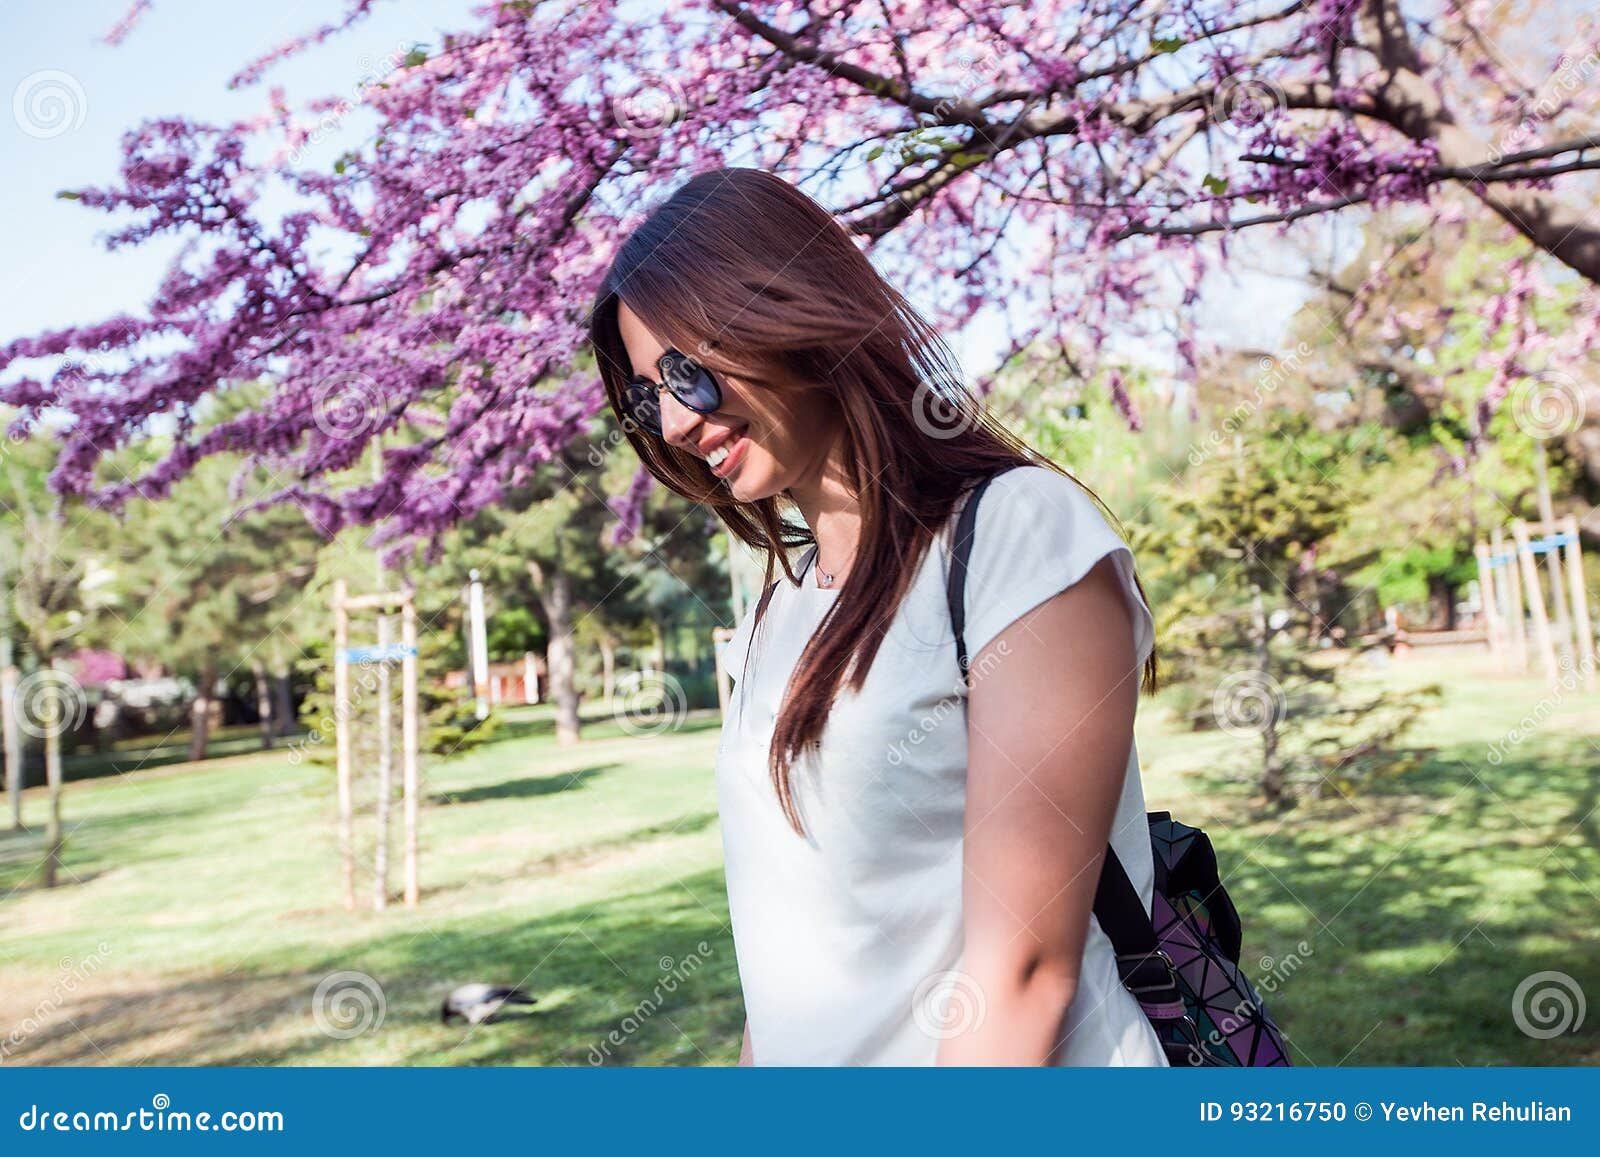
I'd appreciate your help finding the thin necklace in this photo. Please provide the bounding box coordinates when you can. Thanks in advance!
[811,547,836,589]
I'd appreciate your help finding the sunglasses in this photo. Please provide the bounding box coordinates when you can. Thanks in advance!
[620,349,724,437]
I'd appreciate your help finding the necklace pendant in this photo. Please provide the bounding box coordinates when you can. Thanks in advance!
[817,566,835,588]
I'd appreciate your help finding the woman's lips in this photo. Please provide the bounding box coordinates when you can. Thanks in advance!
[709,432,750,478]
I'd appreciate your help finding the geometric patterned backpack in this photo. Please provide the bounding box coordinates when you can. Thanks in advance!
[947,469,1293,1067]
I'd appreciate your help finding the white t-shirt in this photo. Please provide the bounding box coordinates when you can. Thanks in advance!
[715,464,1167,1066]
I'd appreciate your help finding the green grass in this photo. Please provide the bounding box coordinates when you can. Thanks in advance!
[1,651,1595,1066]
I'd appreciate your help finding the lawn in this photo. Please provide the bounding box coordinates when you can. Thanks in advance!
[1,650,1595,1066]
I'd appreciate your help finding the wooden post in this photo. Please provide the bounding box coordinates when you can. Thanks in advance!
[373,609,393,913]
[401,591,421,908]
[41,657,64,888]
[1474,543,1504,670]
[1561,515,1596,691]
[332,580,355,912]
[1,642,21,831]
[1495,525,1527,671]
[1512,520,1560,685]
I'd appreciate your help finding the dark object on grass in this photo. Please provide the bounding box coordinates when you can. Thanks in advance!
[440,983,537,1025]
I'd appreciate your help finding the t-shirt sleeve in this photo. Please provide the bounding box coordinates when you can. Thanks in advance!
[958,465,1155,670]
[719,591,765,684]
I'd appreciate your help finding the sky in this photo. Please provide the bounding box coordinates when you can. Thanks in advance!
[0,0,1312,391]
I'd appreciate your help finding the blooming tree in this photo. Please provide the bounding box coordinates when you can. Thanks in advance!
[4,0,1597,555]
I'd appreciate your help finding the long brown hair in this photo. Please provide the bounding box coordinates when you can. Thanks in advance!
[590,167,1157,834]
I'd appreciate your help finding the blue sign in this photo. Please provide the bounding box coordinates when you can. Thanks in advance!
[339,644,417,664]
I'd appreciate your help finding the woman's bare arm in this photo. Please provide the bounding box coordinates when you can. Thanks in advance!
[936,555,1140,1065]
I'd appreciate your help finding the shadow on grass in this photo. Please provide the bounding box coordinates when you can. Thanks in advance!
[1188,733,1600,1065]
[4,868,742,1067]
[431,765,613,805]
[481,710,723,747]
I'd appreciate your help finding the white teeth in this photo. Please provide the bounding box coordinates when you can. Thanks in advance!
[707,443,731,468]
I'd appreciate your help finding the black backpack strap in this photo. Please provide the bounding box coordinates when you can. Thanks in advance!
[948,476,1000,680]
[947,472,1185,1022]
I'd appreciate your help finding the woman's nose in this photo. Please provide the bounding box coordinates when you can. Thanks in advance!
[658,390,703,450]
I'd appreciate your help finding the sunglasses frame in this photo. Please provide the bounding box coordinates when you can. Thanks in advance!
[621,349,724,437]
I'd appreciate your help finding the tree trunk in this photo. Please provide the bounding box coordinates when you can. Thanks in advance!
[189,665,216,762]
[273,668,295,737]
[547,569,581,746]
[526,556,582,746]
[42,658,64,888]
[599,635,616,706]
[1,643,21,831]
[253,659,275,750]
[1254,591,1288,807]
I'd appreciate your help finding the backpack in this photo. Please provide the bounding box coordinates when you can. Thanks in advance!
[947,469,1292,1067]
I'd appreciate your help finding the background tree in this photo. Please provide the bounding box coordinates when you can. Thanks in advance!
[1139,410,1441,805]
[0,443,114,884]
[5,0,1598,560]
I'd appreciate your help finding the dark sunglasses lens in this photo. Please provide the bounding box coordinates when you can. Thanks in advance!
[622,382,662,434]
[661,353,721,412]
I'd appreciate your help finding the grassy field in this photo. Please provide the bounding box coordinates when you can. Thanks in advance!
[1,650,1595,1066]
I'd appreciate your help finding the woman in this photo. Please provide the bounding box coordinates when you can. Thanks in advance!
[590,168,1165,1067]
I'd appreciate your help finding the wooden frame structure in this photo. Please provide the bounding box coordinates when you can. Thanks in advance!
[1475,516,1595,690]
[331,580,422,911]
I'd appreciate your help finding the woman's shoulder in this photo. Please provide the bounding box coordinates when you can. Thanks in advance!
[974,463,1126,546]
[957,461,1152,667]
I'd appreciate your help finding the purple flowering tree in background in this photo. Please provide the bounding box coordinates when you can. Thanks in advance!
[3,0,1598,555]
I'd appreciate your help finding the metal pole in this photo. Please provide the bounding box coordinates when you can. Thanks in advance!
[332,580,355,912]
[401,592,420,908]
[467,569,490,722]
